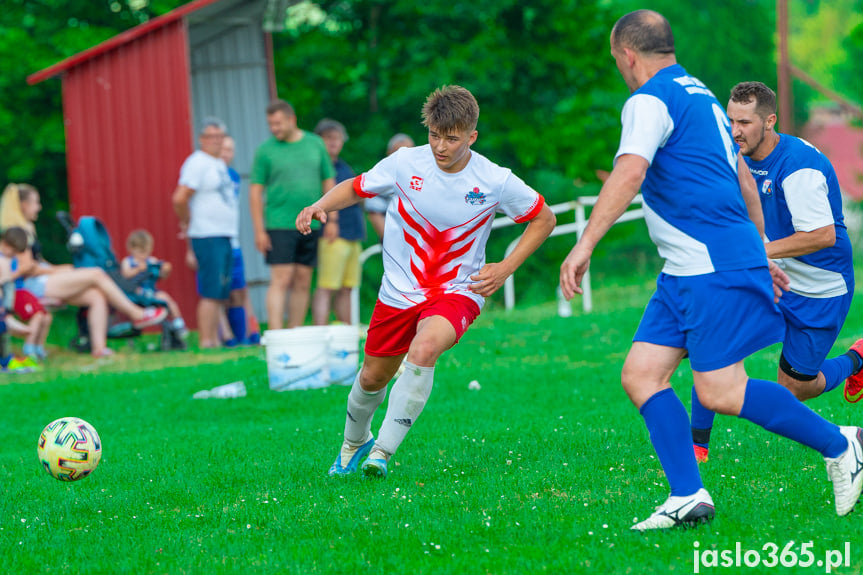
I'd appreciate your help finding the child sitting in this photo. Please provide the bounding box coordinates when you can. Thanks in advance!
[0,227,52,363]
[121,229,187,339]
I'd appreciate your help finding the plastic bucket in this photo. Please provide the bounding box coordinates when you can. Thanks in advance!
[261,327,330,391]
[326,324,360,385]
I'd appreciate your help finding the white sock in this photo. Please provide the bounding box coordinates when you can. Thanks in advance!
[375,361,434,456]
[344,371,387,446]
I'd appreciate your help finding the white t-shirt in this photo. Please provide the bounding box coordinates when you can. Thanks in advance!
[178,150,238,239]
[354,145,545,310]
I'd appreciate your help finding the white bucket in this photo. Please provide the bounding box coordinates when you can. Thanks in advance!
[261,327,330,391]
[326,324,360,386]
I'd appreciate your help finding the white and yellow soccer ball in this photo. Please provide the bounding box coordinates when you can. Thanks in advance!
[37,417,102,481]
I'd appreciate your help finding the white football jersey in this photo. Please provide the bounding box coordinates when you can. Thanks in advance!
[354,144,545,310]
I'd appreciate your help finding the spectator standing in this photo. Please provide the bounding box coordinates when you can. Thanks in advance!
[220,135,261,344]
[249,100,336,330]
[172,117,238,348]
[311,118,364,325]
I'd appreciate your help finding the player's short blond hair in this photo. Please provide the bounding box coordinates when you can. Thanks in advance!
[421,86,479,134]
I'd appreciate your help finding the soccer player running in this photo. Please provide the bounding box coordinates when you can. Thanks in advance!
[559,10,863,530]
[690,81,863,462]
[296,85,556,479]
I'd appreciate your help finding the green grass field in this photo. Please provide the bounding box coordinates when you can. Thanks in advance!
[3,273,863,574]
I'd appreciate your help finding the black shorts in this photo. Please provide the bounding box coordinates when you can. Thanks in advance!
[266,229,320,266]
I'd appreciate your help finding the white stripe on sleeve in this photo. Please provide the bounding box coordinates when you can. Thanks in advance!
[783,168,834,232]
[614,94,674,166]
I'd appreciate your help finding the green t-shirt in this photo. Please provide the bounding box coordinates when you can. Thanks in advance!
[250,131,336,230]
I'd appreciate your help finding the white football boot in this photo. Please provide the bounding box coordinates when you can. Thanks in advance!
[631,488,715,531]
[824,426,863,516]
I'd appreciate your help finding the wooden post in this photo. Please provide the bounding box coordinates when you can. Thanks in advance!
[777,0,793,134]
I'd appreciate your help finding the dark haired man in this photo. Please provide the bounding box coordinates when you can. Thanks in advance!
[250,100,335,329]
[690,81,861,459]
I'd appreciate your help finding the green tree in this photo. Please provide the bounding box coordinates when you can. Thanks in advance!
[838,21,863,108]
[0,0,184,261]
[828,0,863,115]
[789,0,863,97]
[1,0,789,282]
[785,0,863,128]
[616,0,777,100]
[272,0,621,191]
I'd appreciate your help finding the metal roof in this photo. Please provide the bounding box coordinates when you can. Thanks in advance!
[27,0,248,85]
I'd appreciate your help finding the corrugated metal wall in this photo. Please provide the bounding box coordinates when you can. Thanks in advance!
[62,19,198,328]
[188,0,271,322]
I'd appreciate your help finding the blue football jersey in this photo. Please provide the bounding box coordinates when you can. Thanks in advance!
[745,134,853,298]
[616,64,766,276]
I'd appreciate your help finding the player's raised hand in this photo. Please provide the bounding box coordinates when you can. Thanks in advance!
[560,244,591,300]
[296,205,327,235]
[469,262,511,297]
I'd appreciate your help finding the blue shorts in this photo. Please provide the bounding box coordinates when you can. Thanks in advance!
[634,268,785,372]
[230,248,246,291]
[191,237,232,300]
[778,290,853,377]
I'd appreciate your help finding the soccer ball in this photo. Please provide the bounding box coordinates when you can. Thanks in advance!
[37,417,102,481]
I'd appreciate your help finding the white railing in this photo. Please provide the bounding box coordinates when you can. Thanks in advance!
[351,194,644,325]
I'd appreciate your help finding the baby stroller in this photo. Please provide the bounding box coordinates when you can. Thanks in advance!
[56,212,186,352]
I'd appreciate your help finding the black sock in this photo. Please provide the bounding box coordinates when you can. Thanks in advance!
[691,426,712,448]
[846,350,863,375]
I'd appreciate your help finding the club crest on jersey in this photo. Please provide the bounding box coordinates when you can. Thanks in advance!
[761,179,773,196]
[465,187,486,205]
[410,176,424,191]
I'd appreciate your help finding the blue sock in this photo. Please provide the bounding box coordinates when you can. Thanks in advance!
[227,307,247,343]
[821,354,856,394]
[738,378,846,458]
[640,388,704,497]
[690,387,716,448]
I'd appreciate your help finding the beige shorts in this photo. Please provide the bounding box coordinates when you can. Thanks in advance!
[317,238,361,289]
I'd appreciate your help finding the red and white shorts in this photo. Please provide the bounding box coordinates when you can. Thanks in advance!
[14,289,45,321]
[364,294,481,357]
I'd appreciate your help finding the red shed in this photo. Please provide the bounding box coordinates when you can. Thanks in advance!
[28,0,281,328]
[802,106,863,201]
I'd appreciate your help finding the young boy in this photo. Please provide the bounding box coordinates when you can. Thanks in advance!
[121,229,187,338]
[0,227,52,362]
[296,85,557,478]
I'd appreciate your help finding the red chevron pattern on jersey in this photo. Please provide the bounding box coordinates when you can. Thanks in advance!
[354,144,544,310]
[397,195,495,299]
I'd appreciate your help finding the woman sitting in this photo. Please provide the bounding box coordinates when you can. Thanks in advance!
[0,184,166,357]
